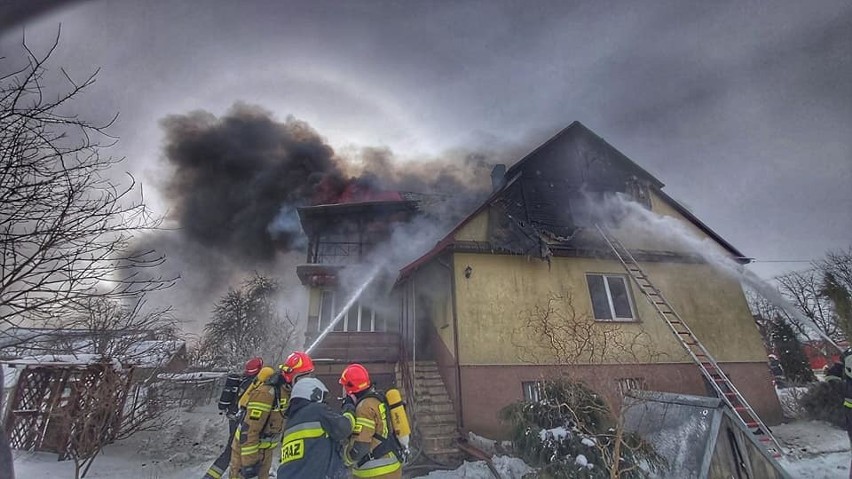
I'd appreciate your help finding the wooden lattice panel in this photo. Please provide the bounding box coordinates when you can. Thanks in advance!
[4,363,132,459]
[6,367,50,451]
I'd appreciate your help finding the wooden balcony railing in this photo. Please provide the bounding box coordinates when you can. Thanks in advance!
[306,332,400,363]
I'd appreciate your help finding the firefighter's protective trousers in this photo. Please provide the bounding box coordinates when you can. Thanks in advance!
[229,383,288,479]
[346,396,402,479]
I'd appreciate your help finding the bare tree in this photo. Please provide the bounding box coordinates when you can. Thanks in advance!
[0,34,174,478]
[749,247,852,344]
[509,289,665,478]
[65,363,138,479]
[197,273,297,368]
[62,296,179,363]
[512,290,663,366]
[775,269,841,340]
[818,247,852,341]
[0,31,171,330]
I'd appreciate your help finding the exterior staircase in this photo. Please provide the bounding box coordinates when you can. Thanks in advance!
[396,360,464,466]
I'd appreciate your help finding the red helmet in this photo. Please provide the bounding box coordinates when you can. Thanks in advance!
[244,357,263,376]
[339,363,371,395]
[281,351,314,384]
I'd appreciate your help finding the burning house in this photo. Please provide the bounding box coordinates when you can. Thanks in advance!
[297,121,782,449]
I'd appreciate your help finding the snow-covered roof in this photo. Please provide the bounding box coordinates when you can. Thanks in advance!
[123,339,186,367]
[158,371,224,382]
[0,327,185,368]
[2,353,117,368]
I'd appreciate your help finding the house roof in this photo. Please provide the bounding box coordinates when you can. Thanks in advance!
[505,121,664,189]
[396,121,748,282]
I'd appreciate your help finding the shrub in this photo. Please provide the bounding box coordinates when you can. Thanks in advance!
[499,379,663,478]
[799,380,845,428]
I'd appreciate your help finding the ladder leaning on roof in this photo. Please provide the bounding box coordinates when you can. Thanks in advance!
[594,224,784,458]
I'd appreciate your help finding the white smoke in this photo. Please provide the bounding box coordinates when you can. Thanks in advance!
[594,193,841,350]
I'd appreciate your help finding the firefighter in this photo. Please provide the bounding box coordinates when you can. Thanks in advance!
[229,366,287,479]
[840,349,852,479]
[339,363,402,479]
[276,377,352,479]
[229,352,316,479]
[203,357,263,479]
[842,350,852,442]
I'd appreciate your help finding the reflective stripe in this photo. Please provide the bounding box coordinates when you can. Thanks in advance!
[343,411,356,429]
[204,465,224,479]
[281,421,327,442]
[259,440,277,449]
[241,444,260,455]
[356,417,376,429]
[844,398,852,408]
[353,456,401,477]
[247,401,272,411]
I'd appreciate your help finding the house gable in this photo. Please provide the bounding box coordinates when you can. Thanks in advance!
[398,121,746,282]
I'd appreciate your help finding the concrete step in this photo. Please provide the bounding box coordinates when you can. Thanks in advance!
[415,395,453,407]
[413,378,445,388]
[420,411,456,424]
[414,402,455,415]
[412,373,443,382]
[414,385,451,396]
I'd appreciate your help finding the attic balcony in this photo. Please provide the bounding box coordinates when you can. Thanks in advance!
[296,264,345,287]
[306,240,379,265]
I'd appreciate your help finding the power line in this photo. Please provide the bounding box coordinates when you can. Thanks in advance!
[749,259,815,263]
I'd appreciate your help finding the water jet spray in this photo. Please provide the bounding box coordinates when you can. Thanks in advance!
[305,263,384,355]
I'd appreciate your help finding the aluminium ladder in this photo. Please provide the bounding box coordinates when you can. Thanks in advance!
[595,224,784,458]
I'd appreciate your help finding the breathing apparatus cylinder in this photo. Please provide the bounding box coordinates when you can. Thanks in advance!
[218,373,242,412]
[385,388,411,450]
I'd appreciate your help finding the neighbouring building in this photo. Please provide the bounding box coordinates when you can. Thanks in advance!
[297,121,783,444]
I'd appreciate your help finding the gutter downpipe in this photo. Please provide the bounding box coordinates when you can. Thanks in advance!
[439,254,463,430]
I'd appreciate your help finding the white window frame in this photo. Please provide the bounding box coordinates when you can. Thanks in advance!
[585,274,637,322]
[318,290,336,332]
[616,377,646,396]
[522,381,543,402]
[317,290,381,332]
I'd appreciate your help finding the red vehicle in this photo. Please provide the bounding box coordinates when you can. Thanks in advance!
[802,339,848,371]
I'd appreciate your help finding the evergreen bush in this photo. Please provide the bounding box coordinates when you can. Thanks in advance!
[799,380,845,428]
[499,379,663,478]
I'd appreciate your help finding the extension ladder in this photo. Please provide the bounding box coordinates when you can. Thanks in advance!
[595,224,784,458]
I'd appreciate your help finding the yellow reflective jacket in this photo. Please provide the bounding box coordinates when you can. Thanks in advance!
[235,382,289,467]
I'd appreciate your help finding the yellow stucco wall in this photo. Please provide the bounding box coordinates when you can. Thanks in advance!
[454,210,489,241]
[452,253,765,366]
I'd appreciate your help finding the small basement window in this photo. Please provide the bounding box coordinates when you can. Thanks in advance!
[522,381,543,402]
[616,377,646,396]
[586,274,637,321]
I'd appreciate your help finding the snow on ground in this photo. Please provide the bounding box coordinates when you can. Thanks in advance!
[775,420,851,479]
[413,455,532,479]
[10,400,850,479]
[14,404,227,479]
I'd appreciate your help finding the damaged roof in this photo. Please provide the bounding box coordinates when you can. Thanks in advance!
[397,121,747,281]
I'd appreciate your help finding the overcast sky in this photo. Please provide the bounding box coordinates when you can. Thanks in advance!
[2,0,850,282]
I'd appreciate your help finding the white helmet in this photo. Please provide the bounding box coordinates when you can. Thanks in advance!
[290,377,329,403]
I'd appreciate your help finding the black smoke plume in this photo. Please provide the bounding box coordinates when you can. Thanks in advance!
[160,104,341,262]
[159,103,492,264]
[146,103,496,332]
